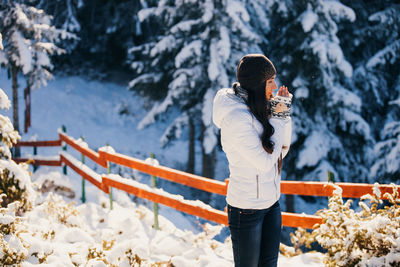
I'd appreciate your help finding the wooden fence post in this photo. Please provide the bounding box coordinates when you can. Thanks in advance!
[107,145,113,210]
[62,125,67,175]
[150,152,159,230]
[33,146,37,172]
[81,136,86,203]
[328,171,335,183]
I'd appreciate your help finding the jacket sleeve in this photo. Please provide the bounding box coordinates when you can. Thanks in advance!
[280,117,292,159]
[221,110,285,173]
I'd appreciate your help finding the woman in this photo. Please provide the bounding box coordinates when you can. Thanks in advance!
[212,54,292,267]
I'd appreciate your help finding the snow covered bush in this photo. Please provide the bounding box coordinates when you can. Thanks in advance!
[0,194,80,266]
[0,56,33,212]
[0,202,28,265]
[0,91,33,211]
[0,89,19,160]
[86,245,109,265]
[0,133,33,212]
[291,183,400,266]
[1,194,81,266]
[41,193,80,226]
[0,166,29,210]
[0,234,27,266]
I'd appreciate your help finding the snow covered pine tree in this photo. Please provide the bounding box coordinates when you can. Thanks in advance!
[345,3,400,183]
[128,0,273,179]
[37,0,143,74]
[267,0,371,185]
[35,0,81,53]
[0,2,75,148]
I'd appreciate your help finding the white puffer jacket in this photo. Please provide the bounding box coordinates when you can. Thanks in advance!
[213,88,292,209]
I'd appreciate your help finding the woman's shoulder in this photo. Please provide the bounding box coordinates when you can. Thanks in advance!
[215,88,244,104]
[213,88,250,128]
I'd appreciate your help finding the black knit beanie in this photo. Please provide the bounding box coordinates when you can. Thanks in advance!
[236,54,276,92]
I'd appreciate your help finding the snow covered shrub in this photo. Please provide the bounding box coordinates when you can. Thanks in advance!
[0,83,35,212]
[0,169,24,208]
[102,239,115,251]
[0,86,20,160]
[279,243,302,258]
[291,183,400,267]
[0,113,20,160]
[42,194,80,226]
[124,248,173,267]
[0,234,27,266]
[87,245,109,265]
[0,160,34,212]
[0,202,19,235]
[0,166,33,213]
[125,249,143,266]
[86,240,117,266]
[0,202,28,265]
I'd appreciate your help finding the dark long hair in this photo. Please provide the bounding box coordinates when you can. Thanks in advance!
[234,54,276,154]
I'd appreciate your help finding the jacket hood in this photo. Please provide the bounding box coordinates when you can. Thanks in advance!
[213,88,247,129]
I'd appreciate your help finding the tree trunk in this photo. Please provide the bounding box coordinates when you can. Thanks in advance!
[24,84,31,133]
[197,123,215,204]
[201,123,216,179]
[12,65,20,157]
[285,194,294,213]
[187,117,195,173]
[202,148,215,179]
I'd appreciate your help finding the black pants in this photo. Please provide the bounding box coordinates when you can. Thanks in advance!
[228,201,281,267]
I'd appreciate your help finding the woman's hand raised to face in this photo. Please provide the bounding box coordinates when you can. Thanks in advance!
[276,86,290,97]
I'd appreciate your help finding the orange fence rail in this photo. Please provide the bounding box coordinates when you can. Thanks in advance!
[99,150,227,196]
[60,152,109,194]
[103,176,228,225]
[13,139,62,166]
[15,140,62,147]
[281,181,398,199]
[59,132,108,168]
[12,134,399,229]
[281,212,322,229]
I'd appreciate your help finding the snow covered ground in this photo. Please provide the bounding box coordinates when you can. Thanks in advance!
[0,167,323,266]
[0,71,324,266]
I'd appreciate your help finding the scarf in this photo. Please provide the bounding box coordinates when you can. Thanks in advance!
[233,83,248,101]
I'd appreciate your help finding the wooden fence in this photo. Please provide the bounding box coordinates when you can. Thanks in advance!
[13,133,399,229]
[14,139,62,166]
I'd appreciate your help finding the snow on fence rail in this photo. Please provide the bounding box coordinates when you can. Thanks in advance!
[58,132,108,168]
[102,174,228,225]
[60,151,109,194]
[13,134,400,229]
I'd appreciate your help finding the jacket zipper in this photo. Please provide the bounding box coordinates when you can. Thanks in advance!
[256,175,259,198]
